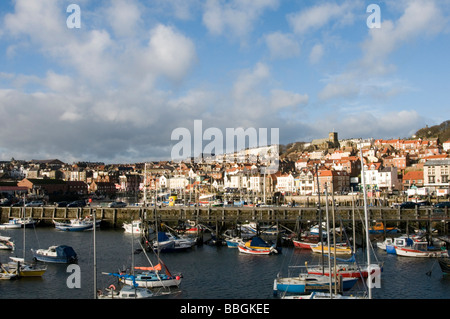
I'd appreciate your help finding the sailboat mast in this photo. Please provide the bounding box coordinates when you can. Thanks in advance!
[324,188,332,297]
[23,194,26,260]
[93,209,97,299]
[360,145,372,299]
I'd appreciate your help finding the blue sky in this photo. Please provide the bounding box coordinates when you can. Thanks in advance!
[0,0,449,163]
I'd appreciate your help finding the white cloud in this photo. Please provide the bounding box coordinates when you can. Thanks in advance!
[202,0,279,40]
[105,0,143,38]
[264,32,300,59]
[287,1,357,35]
[314,109,425,140]
[309,43,324,64]
[270,89,308,109]
[143,24,197,83]
[361,0,446,75]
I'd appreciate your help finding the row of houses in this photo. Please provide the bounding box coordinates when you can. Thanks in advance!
[1,134,450,199]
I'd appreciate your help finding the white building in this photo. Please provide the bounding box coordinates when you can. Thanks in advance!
[424,159,450,192]
[294,170,316,195]
[276,173,295,193]
[362,164,399,191]
[168,176,188,190]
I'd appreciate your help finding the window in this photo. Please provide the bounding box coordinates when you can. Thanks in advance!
[429,176,435,183]
[442,175,448,183]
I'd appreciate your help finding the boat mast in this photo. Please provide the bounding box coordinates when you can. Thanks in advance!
[360,145,372,299]
[324,188,332,297]
[93,209,97,299]
[315,164,324,273]
[22,194,26,260]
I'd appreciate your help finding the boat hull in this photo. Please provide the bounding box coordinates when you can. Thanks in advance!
[238,245,274,255]
[274,275,358,294]
[32,255,76,263]
[225,237,244,248]
[31,246,78,263]
[395,247,449,258]
[311,245,352,255]
[122,274,182,288]
[292,240,319,249]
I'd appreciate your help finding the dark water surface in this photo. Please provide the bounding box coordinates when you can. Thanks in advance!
[1,227,449,300]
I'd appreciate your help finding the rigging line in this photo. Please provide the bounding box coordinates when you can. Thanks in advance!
[354,206,380,264]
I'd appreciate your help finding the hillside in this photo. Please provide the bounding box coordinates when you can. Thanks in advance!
[415,120,450,142]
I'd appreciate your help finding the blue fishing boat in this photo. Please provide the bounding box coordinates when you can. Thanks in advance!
[273,273,358,295]
[32,245,78,263]
[121,263,182,288]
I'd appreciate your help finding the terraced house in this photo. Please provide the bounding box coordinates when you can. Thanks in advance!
[424,159,450,196]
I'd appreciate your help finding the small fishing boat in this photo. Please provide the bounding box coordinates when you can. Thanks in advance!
[176,220,204,234]
[239,222,258,235]
[98,283,154,299]
[311,243,352,255]
[6,257,47,277]
[16,217,38,228]
[32,245,78,263]
[282,291,364,299]
[273,273,358,295]
[306,262,382,279]
[0,265,17,280]
[369,222,399,234]
[292,235,321,249]
[395,242,449,258]
[224,236,245,248]
[122,263,182,288]
[0,235,15,250]
[0,218,22,229]
[237,237,279,255]
[377,236,416,254]
[98,273,154,299]
[54,216,100,231]
[123,220,144,234]
[152,232,196,252]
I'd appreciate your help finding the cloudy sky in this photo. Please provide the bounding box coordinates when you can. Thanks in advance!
[0,0,449,164]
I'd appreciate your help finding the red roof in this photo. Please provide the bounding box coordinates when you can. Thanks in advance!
[403,170,423,181]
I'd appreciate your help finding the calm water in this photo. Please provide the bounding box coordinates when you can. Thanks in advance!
[1,227,450,300]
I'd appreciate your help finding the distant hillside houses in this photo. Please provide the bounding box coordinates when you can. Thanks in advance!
[0,131,449,200]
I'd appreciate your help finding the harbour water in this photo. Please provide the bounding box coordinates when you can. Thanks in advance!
[1,226,450,301]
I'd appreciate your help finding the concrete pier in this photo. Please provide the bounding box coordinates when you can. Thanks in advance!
[1,206,449,233]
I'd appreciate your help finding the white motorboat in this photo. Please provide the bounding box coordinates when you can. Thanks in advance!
[97,284,154,299]
[0,235,15,250]
[0,219,22,229]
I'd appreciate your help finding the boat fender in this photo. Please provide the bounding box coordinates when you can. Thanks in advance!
[109,284,116,290]
[176,276,181,280]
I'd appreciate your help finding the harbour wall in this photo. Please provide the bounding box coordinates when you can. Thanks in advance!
[1,206,449,233]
